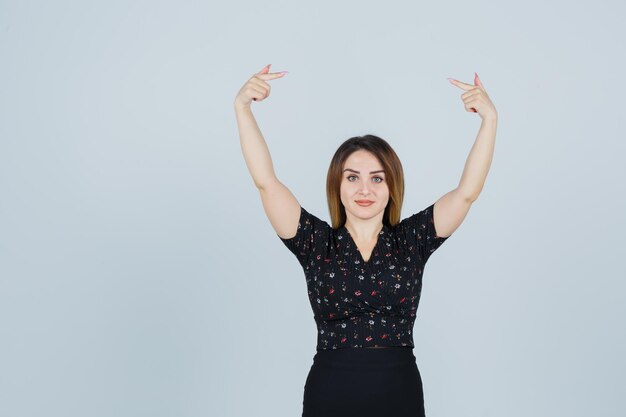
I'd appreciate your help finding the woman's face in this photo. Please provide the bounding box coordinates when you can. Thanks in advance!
[340,150,390,223]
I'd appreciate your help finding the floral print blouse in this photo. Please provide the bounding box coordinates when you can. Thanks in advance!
[278,203,450,351]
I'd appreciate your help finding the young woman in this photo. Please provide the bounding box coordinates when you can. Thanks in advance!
[234,64,498,417]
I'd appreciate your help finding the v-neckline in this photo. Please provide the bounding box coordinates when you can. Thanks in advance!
[342,224,386,265]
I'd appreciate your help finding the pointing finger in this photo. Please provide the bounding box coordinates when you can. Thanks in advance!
[257,71,289,81]
[447,77,473,91]
[257,71,288,81]
[255,64,288,80]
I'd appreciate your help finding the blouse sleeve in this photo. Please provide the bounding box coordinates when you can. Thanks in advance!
[398,203,450,263]
[277,206,331,269]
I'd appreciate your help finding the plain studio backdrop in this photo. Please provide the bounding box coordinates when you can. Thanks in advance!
[1,1,624,416]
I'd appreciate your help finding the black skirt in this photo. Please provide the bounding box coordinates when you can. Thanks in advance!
[302,346,425,417]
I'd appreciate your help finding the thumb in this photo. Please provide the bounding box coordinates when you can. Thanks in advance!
[257,64,271,75]
[474,72,485,89]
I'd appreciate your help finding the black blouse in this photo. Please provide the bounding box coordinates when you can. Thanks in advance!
[278,203,450,351]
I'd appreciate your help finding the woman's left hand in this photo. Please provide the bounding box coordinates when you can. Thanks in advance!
[448,73,497,121]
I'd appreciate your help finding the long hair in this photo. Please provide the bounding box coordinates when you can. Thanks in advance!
[326,134,405,230]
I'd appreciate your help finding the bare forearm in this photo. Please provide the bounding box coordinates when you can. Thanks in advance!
[234,104,277,189]
[458,117,498,202]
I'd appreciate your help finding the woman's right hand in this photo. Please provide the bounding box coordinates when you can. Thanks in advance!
[234,64,288,110]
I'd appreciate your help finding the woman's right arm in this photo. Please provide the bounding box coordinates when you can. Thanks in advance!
[234,65,301,239]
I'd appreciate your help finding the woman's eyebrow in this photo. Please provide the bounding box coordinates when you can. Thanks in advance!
[343,169,385,174]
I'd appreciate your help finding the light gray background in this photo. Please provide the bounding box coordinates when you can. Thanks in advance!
[1,1,624,416]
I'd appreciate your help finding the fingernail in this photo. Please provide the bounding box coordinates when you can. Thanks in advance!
[279,71,289,75]
[447,77,455,82]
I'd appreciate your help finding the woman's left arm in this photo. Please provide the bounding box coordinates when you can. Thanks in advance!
[432,73,498,238]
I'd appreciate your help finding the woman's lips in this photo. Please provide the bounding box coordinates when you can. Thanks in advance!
[356,200,374,206]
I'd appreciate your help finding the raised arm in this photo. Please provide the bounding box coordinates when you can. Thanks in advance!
[432,73,498,238]
[234,64,301,239]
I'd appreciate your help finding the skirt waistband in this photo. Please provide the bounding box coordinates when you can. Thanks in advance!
[312,347,416,370]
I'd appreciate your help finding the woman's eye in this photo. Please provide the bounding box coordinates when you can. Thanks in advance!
[347,175,383,183]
